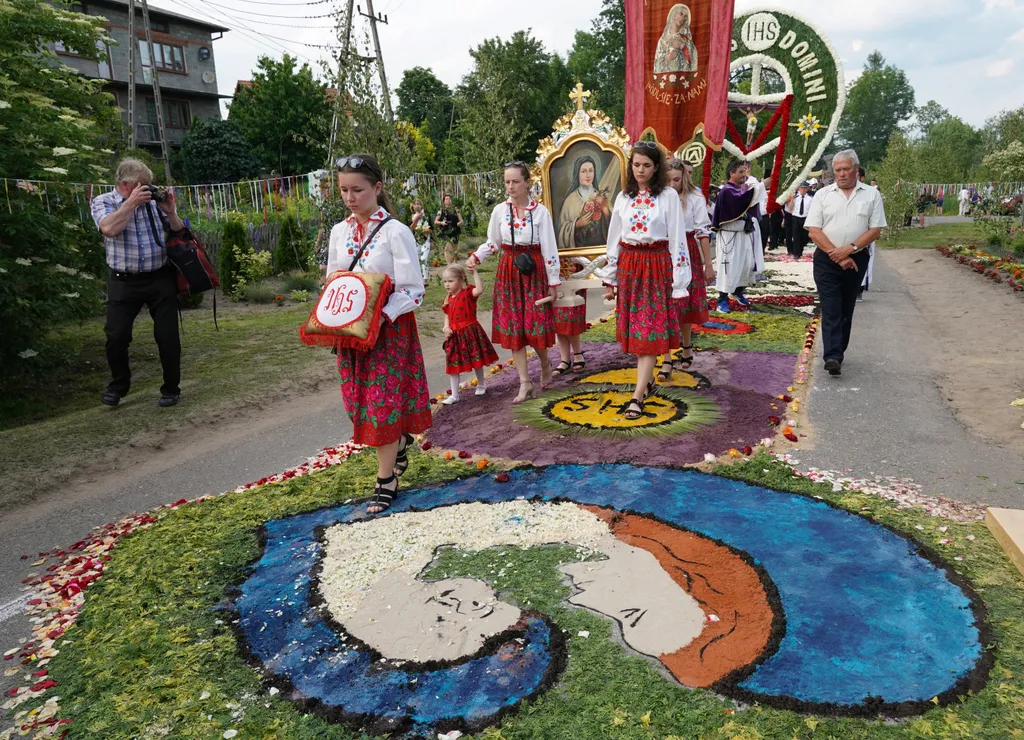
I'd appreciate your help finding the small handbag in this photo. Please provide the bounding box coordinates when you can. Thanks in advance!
[509,203,537,276]
[299,217,394,352]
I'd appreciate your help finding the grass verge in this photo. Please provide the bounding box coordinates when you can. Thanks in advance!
[29,451,1024,739]
[881,222,985,250]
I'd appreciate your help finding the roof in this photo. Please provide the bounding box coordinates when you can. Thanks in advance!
[88,0,230,33]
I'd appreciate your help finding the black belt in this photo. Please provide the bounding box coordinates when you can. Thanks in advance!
[109,265,168,280]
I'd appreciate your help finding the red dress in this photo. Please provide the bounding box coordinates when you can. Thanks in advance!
[616,239,681,356]
[491,245,556,351]
[673,232,710,326]
[443,287,499,374]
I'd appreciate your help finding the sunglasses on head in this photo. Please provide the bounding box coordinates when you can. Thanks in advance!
[503,160,528,168]
[336,156,366,170]
[633,141,659,151]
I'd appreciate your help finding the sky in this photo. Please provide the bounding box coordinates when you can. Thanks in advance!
[148,0,1024,128]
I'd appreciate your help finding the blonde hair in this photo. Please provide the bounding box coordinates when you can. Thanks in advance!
[443,263,469,285]
[115,158,154,185]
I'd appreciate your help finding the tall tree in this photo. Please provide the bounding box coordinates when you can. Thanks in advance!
[874,131,919,247]
[177,119,260,185]
[229,55,331,176]
[916,117,982,183]
[454,63,530,172]
[395,67,454,146]
[837,51,916,167]
[914,100,950,137]
[567,0,626,123]
[984,141,1024,182]
[982,105,1024,153]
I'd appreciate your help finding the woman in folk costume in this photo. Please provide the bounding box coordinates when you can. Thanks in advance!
[664,159,714,380]
[602,142,691,421]
[467,162,560,404]
[712,159,764,314]
[327,155,431,515]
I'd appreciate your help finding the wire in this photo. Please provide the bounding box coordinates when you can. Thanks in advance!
[202,0,336,18]
[212,16,337,29]
[234,0,331,4]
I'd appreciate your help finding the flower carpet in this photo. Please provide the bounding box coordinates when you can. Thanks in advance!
[5,269,1024,740]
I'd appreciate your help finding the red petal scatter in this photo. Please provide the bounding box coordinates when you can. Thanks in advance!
[458,451,472,459]
[421,441,433,451]
[768,416,781,426]
[784,432,799,443]
[495,472,511,483]
[742,446,753,456]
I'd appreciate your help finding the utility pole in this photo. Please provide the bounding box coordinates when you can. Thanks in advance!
[327,0,356,166]
[140,0,171,181]
[358,0,393,121]
[127,0,136,149]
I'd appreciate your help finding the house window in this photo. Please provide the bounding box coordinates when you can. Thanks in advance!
[149,18,170,33]
[143,98,192,129]
[55,38,111,78]
[138,40,186,74]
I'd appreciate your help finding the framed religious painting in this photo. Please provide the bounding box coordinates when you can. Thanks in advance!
[535,86,630,259]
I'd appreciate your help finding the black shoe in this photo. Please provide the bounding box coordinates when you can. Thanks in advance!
[101,391,122,407]
[159,393,181,407]
[824,359,842,376]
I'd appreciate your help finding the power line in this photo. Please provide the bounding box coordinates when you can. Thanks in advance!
[202,0,336,18]
[234,0,332,5]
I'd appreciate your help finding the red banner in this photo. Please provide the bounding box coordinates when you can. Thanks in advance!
[625,0,735,152]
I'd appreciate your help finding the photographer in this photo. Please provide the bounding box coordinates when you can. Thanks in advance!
[90,158,185,408]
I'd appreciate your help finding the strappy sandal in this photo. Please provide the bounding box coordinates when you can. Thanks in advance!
[552,360,572,377]
[393,433,413,477]
[624,397,645,421]
[656,362,673,382]
[642,380,656,400]
[367,474,398,515]
[572,352,586,372]
[675,345,694,370]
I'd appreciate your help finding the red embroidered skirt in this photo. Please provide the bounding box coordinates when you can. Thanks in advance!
[673,233,710,326]
[336,313,432,447]
[445,321,499,374]
[616,240,680,356]
[491,244,555,352]
[554,292,589,336]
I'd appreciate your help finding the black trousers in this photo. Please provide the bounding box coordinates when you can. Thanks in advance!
[814,249,871,364]
[759,215,771,250]
[787,215,808,257]
[105,265,181,397]
[768,210,785,250]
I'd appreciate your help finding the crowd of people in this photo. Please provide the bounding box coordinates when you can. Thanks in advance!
[92,146,886,515]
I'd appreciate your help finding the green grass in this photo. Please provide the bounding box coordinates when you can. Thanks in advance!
[881,222,985,250]
[583,305,812,354]
[0,298,336,508]
[29,451,1024,739]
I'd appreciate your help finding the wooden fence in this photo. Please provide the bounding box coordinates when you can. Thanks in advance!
[195,219,320,267]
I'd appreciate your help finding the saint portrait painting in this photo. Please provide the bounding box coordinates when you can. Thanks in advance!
[551,142,623,252]
[654,3,698,74]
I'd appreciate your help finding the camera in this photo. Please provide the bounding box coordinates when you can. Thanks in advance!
[144,184,167,202]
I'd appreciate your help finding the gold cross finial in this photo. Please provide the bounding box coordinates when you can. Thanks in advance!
[569,82,592,112]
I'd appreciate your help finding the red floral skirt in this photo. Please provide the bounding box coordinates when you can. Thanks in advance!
[674,233,710,326]
[445,321,499,374]
[492,244,555,352]
[554,294,589,337]
[337,313,432,447]
[616,240,680,356]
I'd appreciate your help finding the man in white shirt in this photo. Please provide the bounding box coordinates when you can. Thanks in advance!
[958,187,971,217]
[785,182,813,258]
[804,149,886,376]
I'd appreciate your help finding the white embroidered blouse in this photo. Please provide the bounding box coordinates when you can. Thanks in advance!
[326,207,425,322]
[682,190,711,238]
[473,199,561,286]
[603,188,692,298]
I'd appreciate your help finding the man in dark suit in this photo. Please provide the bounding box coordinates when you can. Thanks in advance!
[785,182,812,258]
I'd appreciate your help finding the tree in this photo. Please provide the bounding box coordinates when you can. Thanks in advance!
[397,121,437,173]
[837,52,916,167]
[454,60,531,172]
[982,106,1024,153]
[983,141,1024,182]
[916,117,982,183]
[914,100,950,137]
[273,218,311,274]
[219,220,250,296]
[0,0,121,371]
[874,131,919,247]
[567,0,626,123]
[178,119,260,185]
[229,55,331,176]
[395,67,454,146]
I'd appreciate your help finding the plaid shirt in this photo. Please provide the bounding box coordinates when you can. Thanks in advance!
[90,190,169,273]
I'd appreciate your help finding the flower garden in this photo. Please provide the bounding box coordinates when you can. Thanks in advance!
[936,244,1024,294]
[4,259,1024,740]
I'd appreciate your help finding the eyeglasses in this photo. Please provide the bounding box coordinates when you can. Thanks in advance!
[633,141,659,151]
[335,156,366,170]
[503,160,528,168]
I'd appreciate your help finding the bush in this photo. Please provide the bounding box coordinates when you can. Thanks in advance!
[1012,238,1024,257]
[239,281,276,304]
[274,219,312,274]
[178,292,205,309]
[283,271,321,292]
[290,289,311,303]
[219,221,250,296]
[986,232,1006,250]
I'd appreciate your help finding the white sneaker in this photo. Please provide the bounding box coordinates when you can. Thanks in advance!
[475,386,487,396]
[442,395,460,405]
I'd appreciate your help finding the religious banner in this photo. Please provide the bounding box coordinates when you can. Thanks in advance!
[624,0,736,155]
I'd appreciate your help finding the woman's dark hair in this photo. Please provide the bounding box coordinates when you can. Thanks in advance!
[337,153,393,212]
[625,145,666,198]
[503,161,531,182]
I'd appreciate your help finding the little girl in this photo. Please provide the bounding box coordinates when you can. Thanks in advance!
[442,262,499,405]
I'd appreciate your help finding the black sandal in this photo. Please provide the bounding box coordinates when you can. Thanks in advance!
[656,362,673,382]
[676,345,694,370]
[572,352,586,372]
[642,380,656,400]
[394,433,413,477]
[368,474,398,515]
[624,398,645,421]
[552,360,572,377]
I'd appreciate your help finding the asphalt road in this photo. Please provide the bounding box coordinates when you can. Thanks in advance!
[800,251,1024,508]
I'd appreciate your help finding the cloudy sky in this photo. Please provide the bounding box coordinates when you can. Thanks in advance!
[150,0,1024,127]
